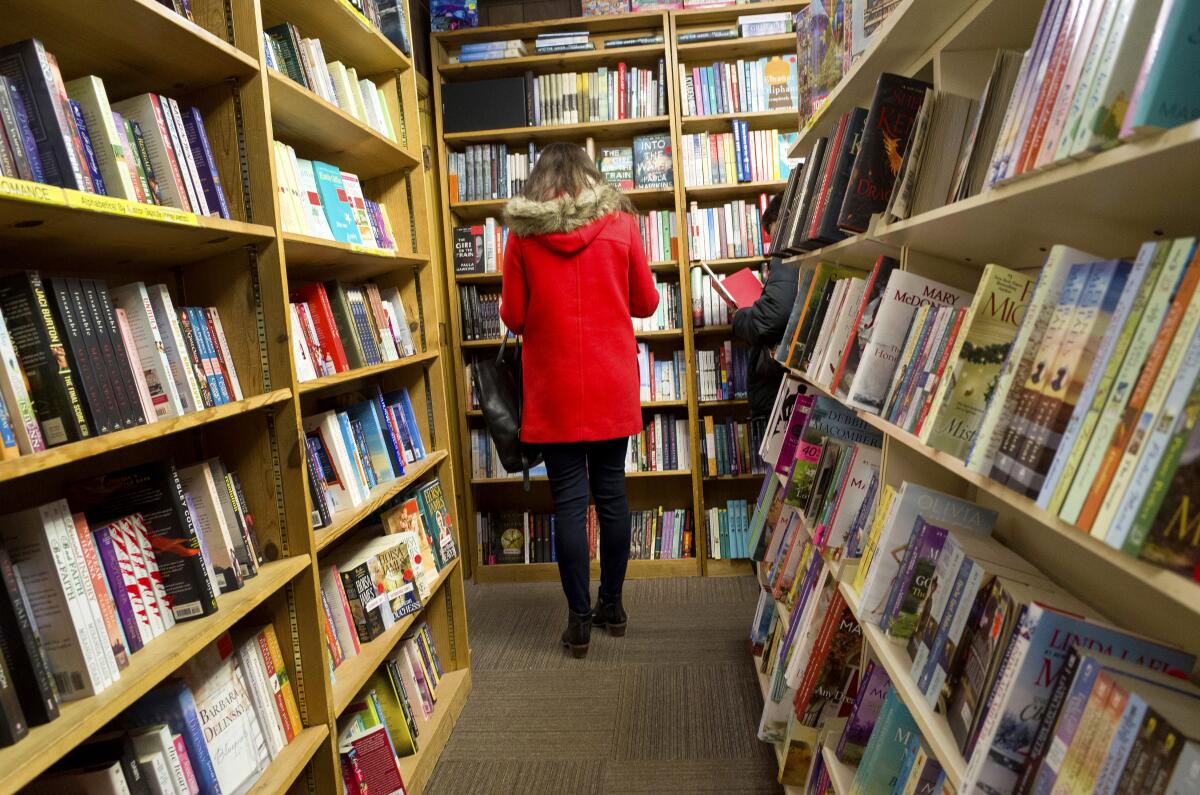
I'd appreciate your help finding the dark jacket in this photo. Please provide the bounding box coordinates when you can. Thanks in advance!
[732,256,799,417]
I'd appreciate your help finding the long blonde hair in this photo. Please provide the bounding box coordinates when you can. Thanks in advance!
[520,142,635,213]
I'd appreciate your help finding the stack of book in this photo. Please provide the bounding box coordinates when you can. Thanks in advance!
[681,125,795,186]
[637,344,688,402]
[263,23,399,143]
[289,280,416,383]
[450,38,527,63]
[0,39,231,216]
[686,197,768,261]
[632,278,683,333]
[696,342,748,402]
[705,498,752,559]
[25,626,301,791]
[458,286,505,341]
[679,55,798,116]
[700,415,767,477]
[337,621,443,791]
[526,61,667,125]
[0,275,243,458]
[301,388,428,529]
[452,219,508,274]
[447,143,536,202]
[629,413,690,473]
[636,209,678,262]
[534,30,593,54]
[274,142,397,249]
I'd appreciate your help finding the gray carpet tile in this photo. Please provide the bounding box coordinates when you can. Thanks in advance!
[431,575,782,793]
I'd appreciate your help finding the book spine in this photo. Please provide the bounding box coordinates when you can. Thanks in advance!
[202,309,238,402]
[126,118,160,204]
[91,526,145,654]
[340,561,386,642]
[0,546,59,724]
[258,627,301,742]
[47,277,111,435]
[20,272,93,442]
[181,107,230,219]
[68,99,106,194]
[85,278,143,428]
[174,309,214,408]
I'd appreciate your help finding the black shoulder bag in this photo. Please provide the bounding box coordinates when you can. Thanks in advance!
[471,332,542,490]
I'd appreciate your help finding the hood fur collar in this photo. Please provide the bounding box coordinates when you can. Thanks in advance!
[503,183,624,237]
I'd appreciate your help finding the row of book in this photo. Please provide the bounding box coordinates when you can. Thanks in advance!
[525,61,668,126]
[301,390,430,530]
[686,196,769,261]
[458,285,506,341]
[637,345,688,403]
[752,379,1200,794]
[0,39,230,216]
[679,56,798,117]
[597,134,677,192]
[629,413,691,473]
[337,621,442,793]
[19,625,302,792]
[468,430,549,479]
[696,342,749,402]
[704,499,753,560]
[0,455,268,736]
[446,143,532,203]
[635,208,678,263]
[690,264,741,328]
[795,0,902,125]
[0,274,243,458]
[340,0,412,54]
[681,125,795,187]
[478,506,694,564]
[582,0,781,13]
[452,218,508,274]
[700,415,767,477]
[633,279,683,333]
[274,141,397,249]
[289,280,417,383]
[263,23,399,144]
[320,491,457,658]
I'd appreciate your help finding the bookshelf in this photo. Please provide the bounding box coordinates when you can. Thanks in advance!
[0,1,469,793]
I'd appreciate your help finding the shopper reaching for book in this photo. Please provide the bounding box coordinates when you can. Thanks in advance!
[500,142,660,659]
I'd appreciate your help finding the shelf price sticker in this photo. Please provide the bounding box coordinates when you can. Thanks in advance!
[350,243,397,258]
[0,176,67,207]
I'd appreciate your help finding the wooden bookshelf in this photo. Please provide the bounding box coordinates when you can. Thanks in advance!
[0,1,470,793]
[820,744,857,795]
[432,7,798,583]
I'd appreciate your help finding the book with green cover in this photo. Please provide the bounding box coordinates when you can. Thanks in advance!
[922,264,1037,459]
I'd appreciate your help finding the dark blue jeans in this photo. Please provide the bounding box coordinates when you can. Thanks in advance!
[541,437,630,615]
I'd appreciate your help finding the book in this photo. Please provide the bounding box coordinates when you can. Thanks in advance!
[836,658,891,764]
[1119,0,1200,138]
[633,133,673,189]
[0,39,86,189]
[121,680,221,795]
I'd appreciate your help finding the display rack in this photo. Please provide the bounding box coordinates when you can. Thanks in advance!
[0,1,469,793]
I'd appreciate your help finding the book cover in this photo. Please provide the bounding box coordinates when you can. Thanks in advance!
[836,658,890,764]
[311,160,362,244]
[597,145,634,189]
[0,39,86,189]
[850,688,921,795]
[1119,0,1200,137]
[121,680,221,794]
[633,133,673,189]
[837,72,932,233]
[452,225,484,274]
[0,543,59,725]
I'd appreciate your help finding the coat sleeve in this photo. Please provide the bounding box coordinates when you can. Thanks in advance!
[627,216,660,318]
[732,256,799,346]
[499,235,527,334]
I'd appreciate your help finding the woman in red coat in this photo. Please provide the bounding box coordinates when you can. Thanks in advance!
[500,143,660,658]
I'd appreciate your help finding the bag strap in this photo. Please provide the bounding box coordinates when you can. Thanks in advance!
[501,332,534,492]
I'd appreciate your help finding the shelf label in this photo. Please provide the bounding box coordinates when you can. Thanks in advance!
[60,189,202,226]
[350,243,397,258]
[64,190,131,216]
[125,202,200,226]
[0,176,66,207]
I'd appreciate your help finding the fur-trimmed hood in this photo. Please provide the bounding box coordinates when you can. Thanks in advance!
[502,183,625,238]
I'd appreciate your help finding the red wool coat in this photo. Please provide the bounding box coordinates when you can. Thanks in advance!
[500,185,659,443]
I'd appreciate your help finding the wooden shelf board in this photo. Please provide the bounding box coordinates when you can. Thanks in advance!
[673,0,806,25]
[685,180,787,202]
[448,198,507,221]
[460,337,509,350]
[702,473,763,481]
[635,329,684,340]
[692,256,768,272]
[474,557,700,583]
[705,558,755,577]
[839,584,967,789]
[245,725,330,795]
[332,558,461,714]
[434,12,667,45]
[698,397,748,406]
[0,389,293,485]
[314,450,450,552]
[677,33,796,62]
[790,0,981,157]
[1,0,258,99]
[874,118,1200,268]
[821,745,857,795]
[283,231,427,280]
[439,44,667,80]
[267,71,417,181]
[693,324,734,336]
[455,271,503,283]
[397,668,473,795]
[298,351,439,395]
[471,469,692,484]
[650,260,680,273]
[0,556,310,792]
[443,115,672,146]
[260,0,411,76]
[680,108,800,134]
[787,233,897,271]
[0,184,275,269]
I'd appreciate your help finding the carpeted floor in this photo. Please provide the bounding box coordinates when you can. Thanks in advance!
[427,575,782,794]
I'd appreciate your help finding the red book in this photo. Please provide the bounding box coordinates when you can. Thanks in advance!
[700,263,763,309]
[290,283,350,372]
[794,589,845,717]
[617,62,627,119]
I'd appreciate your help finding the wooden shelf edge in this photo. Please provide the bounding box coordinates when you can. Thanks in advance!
[0,389,293,484]
[245,724,330,795]
[298,350,439,395]
[282,231,427,266]
[331,558,462,714]
[314,450,450,552]
[0,556,311,791]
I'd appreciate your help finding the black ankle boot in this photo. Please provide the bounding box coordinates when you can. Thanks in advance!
[561,609,591,658]
[592,595,627,637]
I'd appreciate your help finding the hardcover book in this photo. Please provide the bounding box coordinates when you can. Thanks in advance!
[597,145,634,189]
[452,225,485,274]
[633,133,673,189]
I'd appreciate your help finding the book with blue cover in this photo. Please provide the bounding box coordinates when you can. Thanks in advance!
[849,688,920,794]
[1120,0,1200,138]
[311,160,362,244]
